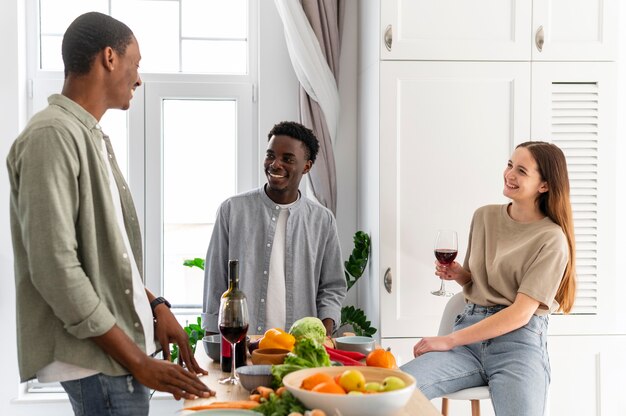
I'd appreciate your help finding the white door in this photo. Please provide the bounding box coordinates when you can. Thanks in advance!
[532,0,618,61]
[531,62,622,335]
[380,0,531,61]
[379,61,531,338]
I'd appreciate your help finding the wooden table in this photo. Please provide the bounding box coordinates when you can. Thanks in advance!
[183,345,441,416]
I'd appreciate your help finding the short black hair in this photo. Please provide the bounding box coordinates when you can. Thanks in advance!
[62,12,134,77]
[267,121,320,163]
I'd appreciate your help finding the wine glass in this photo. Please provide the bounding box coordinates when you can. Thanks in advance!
[218,295,249,385]
[431,229,458,297]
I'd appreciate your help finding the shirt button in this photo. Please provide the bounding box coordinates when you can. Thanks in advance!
[272,217,276,221]
[122,185,126,190]
[122,253,128,259]
[125,289,130,294]
[257,326,262,332]
[134,322,140,328]
[275,206,279,210]
[109,154,113,159]
[267,243,271,247]
[261,298,265,303]
[263,271,267,275]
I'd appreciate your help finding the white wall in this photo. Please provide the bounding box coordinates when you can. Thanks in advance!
[0,1,358,415]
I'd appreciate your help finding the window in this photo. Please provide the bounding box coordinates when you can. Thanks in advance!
[26,1,257,393]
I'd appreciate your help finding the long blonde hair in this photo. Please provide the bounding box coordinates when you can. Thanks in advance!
[517,141,576,313]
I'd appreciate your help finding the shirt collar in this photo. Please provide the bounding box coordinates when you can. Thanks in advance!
[48,94,101,132]
[259,185,304,211]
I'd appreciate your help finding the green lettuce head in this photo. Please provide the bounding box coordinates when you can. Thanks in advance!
[289,317,326,345]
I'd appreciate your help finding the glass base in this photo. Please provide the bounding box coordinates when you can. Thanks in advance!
[431,289,454,297]
[218,375,239,385]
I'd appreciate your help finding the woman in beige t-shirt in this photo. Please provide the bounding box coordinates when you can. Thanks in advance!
[401,141,576,416]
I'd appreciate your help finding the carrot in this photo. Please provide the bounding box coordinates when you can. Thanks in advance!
[249,393,262,402]
[276,386,287,397]
[183,400,259,411]
[255,386,274,400]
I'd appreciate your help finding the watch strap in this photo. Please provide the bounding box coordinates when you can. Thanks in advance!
[150,296,171,312]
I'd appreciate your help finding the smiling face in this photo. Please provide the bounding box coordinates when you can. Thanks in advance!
[264,135,313,204]
[503,147,549,204]
[108,36,142,110]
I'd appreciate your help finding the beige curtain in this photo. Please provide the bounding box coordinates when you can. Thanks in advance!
[300,0,344,215]
[274,0,344,215]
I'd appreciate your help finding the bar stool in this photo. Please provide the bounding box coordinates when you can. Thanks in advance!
[438,292,490,416]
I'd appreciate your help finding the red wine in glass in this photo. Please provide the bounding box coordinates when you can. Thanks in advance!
[432,230,458,297]
[219,325,249,344]
[434,249,458,265]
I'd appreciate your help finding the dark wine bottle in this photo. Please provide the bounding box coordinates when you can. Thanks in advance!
[220,260,249,372]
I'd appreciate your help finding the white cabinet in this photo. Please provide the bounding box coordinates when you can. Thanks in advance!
[358,2,624,415]
[376,61,620,338]
[379,61,530,337]
[380,0,618,61]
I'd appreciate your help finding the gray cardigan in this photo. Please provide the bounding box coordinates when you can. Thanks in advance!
[202,187,346,334]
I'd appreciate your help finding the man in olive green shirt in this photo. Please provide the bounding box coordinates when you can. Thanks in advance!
[7,12,211,415]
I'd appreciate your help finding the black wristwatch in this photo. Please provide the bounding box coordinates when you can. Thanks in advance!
[150,296,171,313]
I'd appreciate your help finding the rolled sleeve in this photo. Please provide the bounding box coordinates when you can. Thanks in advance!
[65,300,117,338]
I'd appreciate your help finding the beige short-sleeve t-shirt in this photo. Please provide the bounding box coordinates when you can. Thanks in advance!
[462,204,568,315]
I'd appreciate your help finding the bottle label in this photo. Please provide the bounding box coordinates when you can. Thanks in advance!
[221,336,232,358]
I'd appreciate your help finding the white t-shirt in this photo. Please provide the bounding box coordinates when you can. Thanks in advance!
[37,135,155,382]
[265,197,299,330]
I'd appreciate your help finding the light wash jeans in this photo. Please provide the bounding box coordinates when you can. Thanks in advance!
[400,303,550,416]
[61,373,149,416]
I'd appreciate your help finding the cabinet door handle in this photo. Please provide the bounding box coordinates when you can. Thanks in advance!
[384,267,392,293]
[535,25,544,52]
[384,25,393,51]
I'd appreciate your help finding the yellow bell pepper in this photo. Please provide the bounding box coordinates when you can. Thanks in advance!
[258,328,296,351]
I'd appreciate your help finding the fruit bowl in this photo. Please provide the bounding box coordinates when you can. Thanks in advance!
[282,366,416,416]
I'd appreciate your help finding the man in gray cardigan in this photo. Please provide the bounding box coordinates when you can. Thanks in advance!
[7,12,211,415]
[202,121,346,337]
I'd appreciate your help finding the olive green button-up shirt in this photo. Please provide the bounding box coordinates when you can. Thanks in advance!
[7,94,147,382]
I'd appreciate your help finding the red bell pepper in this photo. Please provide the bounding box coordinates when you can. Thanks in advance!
[324,345,366,366]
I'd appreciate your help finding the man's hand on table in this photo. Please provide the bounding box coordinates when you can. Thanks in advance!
[93,325,215,401]
[153,303,207,375]
[132,355,215,401]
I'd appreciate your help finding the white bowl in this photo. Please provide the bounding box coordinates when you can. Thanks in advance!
[282,366,416,416]
[334,336,376,355]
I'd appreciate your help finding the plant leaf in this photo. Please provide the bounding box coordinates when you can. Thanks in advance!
[183,258,205,270]
[340,305,377,337]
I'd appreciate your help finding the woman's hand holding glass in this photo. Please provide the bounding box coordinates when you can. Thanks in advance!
[434,260,471,286]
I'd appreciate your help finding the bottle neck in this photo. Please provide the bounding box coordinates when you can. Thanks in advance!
[228,259,239,290]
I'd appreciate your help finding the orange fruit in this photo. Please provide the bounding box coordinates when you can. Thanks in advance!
[311,380,347,395]
[301,372,334,391]
[366,348,398,369]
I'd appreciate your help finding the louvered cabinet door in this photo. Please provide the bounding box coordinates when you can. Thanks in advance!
[531,62,623,335]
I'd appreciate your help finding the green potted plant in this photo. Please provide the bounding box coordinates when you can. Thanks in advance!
[340,231,376,337]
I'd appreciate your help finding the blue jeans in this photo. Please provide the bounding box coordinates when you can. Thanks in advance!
[400,303,550,416]
[61,374,149,416]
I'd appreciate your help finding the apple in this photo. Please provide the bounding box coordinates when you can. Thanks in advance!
[364,381,383,392]
[338,369,366,392]
[381,376,406,392]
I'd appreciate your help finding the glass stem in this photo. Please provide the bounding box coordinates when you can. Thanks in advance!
[438,279,446,292]
[230,341,237,379]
